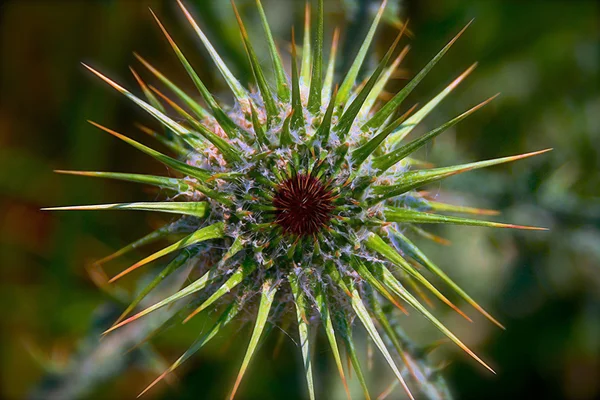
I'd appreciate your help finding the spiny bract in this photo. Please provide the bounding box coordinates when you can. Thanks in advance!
[46,0,550,399]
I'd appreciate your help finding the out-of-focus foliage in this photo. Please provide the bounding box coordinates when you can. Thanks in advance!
[0,0,598,399]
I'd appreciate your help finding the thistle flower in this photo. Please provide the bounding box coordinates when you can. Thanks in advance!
[45,0,550,398]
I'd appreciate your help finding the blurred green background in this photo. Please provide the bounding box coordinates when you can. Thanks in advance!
[1,0,598,399]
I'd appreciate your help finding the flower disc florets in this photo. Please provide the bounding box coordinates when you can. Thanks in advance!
[46,0,549,398]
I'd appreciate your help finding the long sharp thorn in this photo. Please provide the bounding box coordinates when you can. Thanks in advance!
[229,280,277,400]
[373,94,498,172]
[176,0,250,106]
[373,148,553,201]
[363,20,473,131]
[307,0,324,113]
[108,222,224,283]
[337,0,389,107]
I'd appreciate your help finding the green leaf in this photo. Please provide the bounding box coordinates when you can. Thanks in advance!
[314,86,338,145]
[231,1,278,123]
[83,64,204,149]
[94,223,176,266]
[327,264,414,400]
[87,121,211,181]
[300,3,312,87]
[55,170,189,192]
[314,283,351,400]
[362,21,472,131]
[389,228,504,328]
[307,0,324,113]
[103,265,222,335]
[322,28,340,102]
[177,0,250,105]
[385,207,547,230]
[363,233,495,373]
[184,258,257,323]
[114,248,195,327]
[351,104,416,166]
[336,31,404,139]
[291,28,305,131]
[373,94,497,172]
[139,302,241,397]
[336,0,388,107]
[372,149,553,201]
[254,0,290,101]
[357,46,409,121]
[364,232,472,321]
[43,201,209,219]
[386,63,477,146]
[334,311,371,400]
[150,11,244,139]
[108,222,224,282]
[289,273,316,400]
[229,280,277,400]
[134,53,209,120]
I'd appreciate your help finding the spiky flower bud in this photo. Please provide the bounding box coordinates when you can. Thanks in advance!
[46,1,550,398]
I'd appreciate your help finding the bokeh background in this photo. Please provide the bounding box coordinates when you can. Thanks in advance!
[1,0,598,399]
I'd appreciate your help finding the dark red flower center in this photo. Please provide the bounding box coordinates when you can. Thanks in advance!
[273,174,335,237]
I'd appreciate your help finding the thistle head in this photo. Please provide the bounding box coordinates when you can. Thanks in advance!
[45,0,550,398]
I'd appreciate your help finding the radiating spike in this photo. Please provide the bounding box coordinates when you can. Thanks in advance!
[114,249,194,327]
[322,28,340,102]
[307,0,324,113]
[349,256,408,315]
[314,283,351,400]
[82,64,204,149]
[362,245,496,374]
[327,264,415,400]
[130,67,167,117]
[250,102,269,146]
[87,121,210,181]
[184,258,257,323]
[390,228,504,328]
[94,223,175,266]
[358,45,410,120]
[336,30,404,139]
[149,10,244,139]
[351,104,416,166]
[134,53,209,120]
[364,233,473,321]
[231,1,278,123]
[373,94,498,172]
[289,274,316,400]
[386,63,478,146]
[55,170,189,192]
[280,110,294,147]
[336,0,388,107]
[149,85,243,164]
[103,266,222,335]
[176,0,250,106]
[426,200,500,216]
[138,302,240,397]
[335,312,371,400]
[368,290,418,381]
[372,149,553,201]
[291,28,305,130]
[255,0,290,101]
[362,21,472,131]
[229,280,277,400]
[301,3,312,88]
[409,225,451,246]
[43,201,209,219]
[314,86,338,144]
[136,123,191,156]
[385,207,548,230]
[109,222,224,283]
